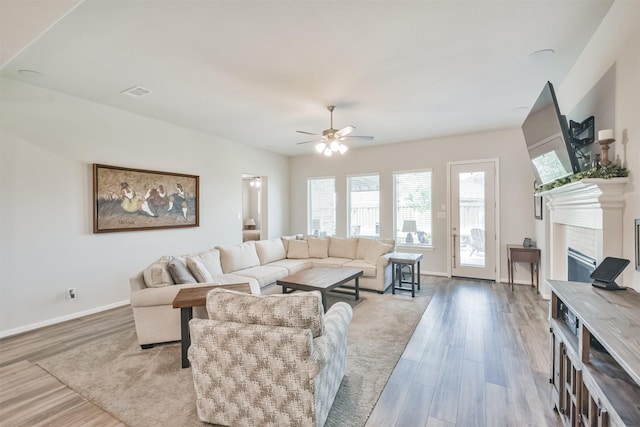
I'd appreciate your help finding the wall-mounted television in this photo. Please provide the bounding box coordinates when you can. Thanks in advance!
[521,81,581,187]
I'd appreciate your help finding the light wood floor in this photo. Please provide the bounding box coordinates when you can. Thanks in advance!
[0,278,560,426]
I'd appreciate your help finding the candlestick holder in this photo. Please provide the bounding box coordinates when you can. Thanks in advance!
[598,138,615,167]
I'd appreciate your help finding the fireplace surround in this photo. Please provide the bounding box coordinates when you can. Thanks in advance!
[538,177,628,295]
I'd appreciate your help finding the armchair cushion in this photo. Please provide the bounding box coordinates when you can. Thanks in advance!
[206,288,324,337]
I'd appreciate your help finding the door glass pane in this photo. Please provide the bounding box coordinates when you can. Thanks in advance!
[459,172,485,267]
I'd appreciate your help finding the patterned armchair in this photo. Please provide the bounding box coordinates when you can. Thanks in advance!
[188,288,353,427]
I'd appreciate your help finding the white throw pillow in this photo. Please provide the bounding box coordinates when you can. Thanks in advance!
[364,240,393,265]
[186,256,214,283]
[142,257,174,288]
[287,239,309,259]
[190,248,223,276]
[329,237,358,259]
[307,237,329,258]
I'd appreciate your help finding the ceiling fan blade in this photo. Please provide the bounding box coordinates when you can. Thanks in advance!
[339,135,374,142]
[296,130,321,136]
[296,138,326,145]
[335,125,355,137]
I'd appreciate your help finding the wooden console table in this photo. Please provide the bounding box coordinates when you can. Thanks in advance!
[507,244,540,292]
[172,283,251,368]
[548,280,640,426]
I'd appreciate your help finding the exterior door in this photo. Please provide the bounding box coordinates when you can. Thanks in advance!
[449,161,497,280]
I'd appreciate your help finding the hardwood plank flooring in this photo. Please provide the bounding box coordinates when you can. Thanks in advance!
[366,277,562,427]
[0,278,560,426]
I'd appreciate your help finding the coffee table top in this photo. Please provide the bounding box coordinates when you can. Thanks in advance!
[277,267,363,291]
[172,283,251,309]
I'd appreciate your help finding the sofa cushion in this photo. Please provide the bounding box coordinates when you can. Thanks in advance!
[356,238,375,260]
[255,238,287,265]
[189,248,223,276]
[287,239,309,259]
[232,265,289,287]
[142,257,174,288]
[216,241,261,273]
[280,235,297,252]
[311,257,351,268]
[307,237,329,258]
[207,288,324,337]
[329,237,358,259]
[186,256,214,283]
[365,240,393,265]
[167,257,198,284]
[343,259,378,277]
[267,258,313,275]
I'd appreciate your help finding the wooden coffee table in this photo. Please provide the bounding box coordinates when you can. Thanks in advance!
[277,267,363,311]
[172,282,251,368]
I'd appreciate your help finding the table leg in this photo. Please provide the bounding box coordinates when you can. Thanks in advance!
[411,264,415,298]
[535,262,539,294]
[282,284,287,294]
[417,260,421,290]
[180,306,193,369]
[530,263,534,288]
[355,277,360,301]
[392,262,396,295]
[509,257,514,291]
[321,292,328,312]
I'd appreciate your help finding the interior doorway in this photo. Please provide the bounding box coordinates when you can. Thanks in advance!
[448,160,499,281]
[242,174,266,241]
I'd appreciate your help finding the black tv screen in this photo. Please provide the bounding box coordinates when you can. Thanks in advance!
[521,81,580,187]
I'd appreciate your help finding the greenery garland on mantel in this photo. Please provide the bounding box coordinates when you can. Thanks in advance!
[535,163,629,193]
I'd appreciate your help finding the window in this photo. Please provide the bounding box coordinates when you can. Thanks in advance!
[308,177,335,237]
[347,174,379,238]
[394,170,432,245]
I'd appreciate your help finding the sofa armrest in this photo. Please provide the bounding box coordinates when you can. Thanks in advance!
[129,273,146,292]
[309,302,353,377]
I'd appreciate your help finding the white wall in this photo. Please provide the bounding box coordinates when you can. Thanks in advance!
[0,77,290,336]
[553,0,639,291]
[290,127,536,281]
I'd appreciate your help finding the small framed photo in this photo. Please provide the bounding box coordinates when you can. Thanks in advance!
[534,195,543,220]
[635,219,640,272]
[93,164,199,233]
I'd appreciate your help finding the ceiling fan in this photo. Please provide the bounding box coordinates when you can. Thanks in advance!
[296,106,374,156]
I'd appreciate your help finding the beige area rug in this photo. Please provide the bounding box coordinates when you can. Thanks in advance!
[38,287,432,427]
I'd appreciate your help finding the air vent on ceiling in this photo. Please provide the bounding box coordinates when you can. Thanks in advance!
[121,85,151,98]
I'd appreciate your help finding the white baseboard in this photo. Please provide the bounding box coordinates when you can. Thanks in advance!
[0,299,130,339]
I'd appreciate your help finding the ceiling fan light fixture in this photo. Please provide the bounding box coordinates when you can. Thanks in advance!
[330,140,340,152]
[323,147,333,157]
[339,144,349,154]
[315,142,326,153]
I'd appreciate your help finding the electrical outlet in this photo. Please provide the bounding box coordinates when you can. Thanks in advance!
[67,288,76,300]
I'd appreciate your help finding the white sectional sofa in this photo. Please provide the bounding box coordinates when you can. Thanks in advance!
[130,236,394,347]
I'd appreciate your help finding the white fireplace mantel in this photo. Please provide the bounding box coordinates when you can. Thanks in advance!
[540,178,628,229]
[539,177,628,287]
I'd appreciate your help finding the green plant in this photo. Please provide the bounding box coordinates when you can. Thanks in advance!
[536,163,629,192]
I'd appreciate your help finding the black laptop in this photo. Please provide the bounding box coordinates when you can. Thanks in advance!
[590,257,630,291]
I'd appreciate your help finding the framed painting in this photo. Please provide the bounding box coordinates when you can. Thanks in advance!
[534,195,543,220]
[93,164,199,233]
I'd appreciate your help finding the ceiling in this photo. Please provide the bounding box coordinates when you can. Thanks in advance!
[0,0,614,156]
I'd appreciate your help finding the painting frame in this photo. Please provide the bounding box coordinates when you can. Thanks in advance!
[635,219,640,272]
[534,195,543,220]
[93,164,199,233]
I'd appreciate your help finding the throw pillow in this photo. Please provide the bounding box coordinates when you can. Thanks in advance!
[142,258,174,288]
[307,236,329,258]
[328,237,358,259]
[207,289,324,337]
[190,248,223,276]
[167,257,197,284]
[287,239,309,259]
[186,256,214,283]
[364,240,393,265]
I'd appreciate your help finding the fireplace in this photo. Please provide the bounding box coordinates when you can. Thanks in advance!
[567,248,596,283]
